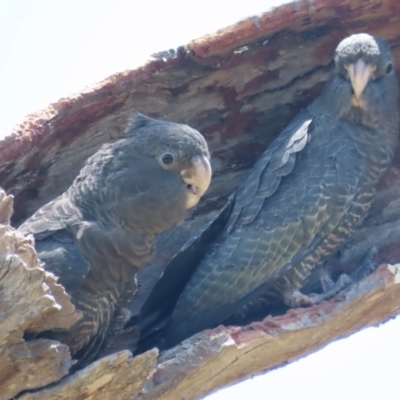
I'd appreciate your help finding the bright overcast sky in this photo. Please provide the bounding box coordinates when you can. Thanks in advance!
[1,1,400,399]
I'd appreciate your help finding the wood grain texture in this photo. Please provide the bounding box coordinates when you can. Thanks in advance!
[1,0,400,398]
[0,189,81,400]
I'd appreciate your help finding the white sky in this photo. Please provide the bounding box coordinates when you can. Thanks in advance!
[1,1,400,399]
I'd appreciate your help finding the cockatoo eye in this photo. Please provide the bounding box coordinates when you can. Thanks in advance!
[162,153,174,165]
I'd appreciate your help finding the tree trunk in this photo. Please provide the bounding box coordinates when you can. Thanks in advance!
[1,0,400,398]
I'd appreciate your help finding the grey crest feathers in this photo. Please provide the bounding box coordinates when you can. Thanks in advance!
[335,33,393,68]
[137,33,399,349]
[126,113,210,163]
[19,113,211,367]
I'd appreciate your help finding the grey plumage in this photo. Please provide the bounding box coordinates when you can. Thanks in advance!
[19,113,211,367]
[139,33,399,349]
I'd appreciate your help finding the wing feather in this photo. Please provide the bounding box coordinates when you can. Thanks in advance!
[226,117,311,232]
[19,191,81,239]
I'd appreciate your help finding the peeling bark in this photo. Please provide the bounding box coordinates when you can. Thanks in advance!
[19,350,159,400]
[0,189,81,400]
[1,0,400,399]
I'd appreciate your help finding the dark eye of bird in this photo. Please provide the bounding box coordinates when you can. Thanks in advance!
[162,153,174,165]
[386,63,393,74]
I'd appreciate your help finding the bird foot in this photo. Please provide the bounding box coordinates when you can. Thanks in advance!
[285,245,381,309]
[315,273,353,302]
[284,289,318,308]
[284,273,353,308]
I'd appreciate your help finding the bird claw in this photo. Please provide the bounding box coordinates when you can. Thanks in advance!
[284,289,318,308]
[284,273,353,308]
[311,273,353,303]
[324,273,353,298]
[304,245,380,308]
[288,245,381,309]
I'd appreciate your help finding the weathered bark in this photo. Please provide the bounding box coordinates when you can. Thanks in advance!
[1,0,400,399]
[0,189,81,400]
[19,350,159,400]
[138,264,400,399]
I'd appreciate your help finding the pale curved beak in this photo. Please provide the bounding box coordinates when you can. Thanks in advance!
[347,58,373,100]
[181,155,212,209]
